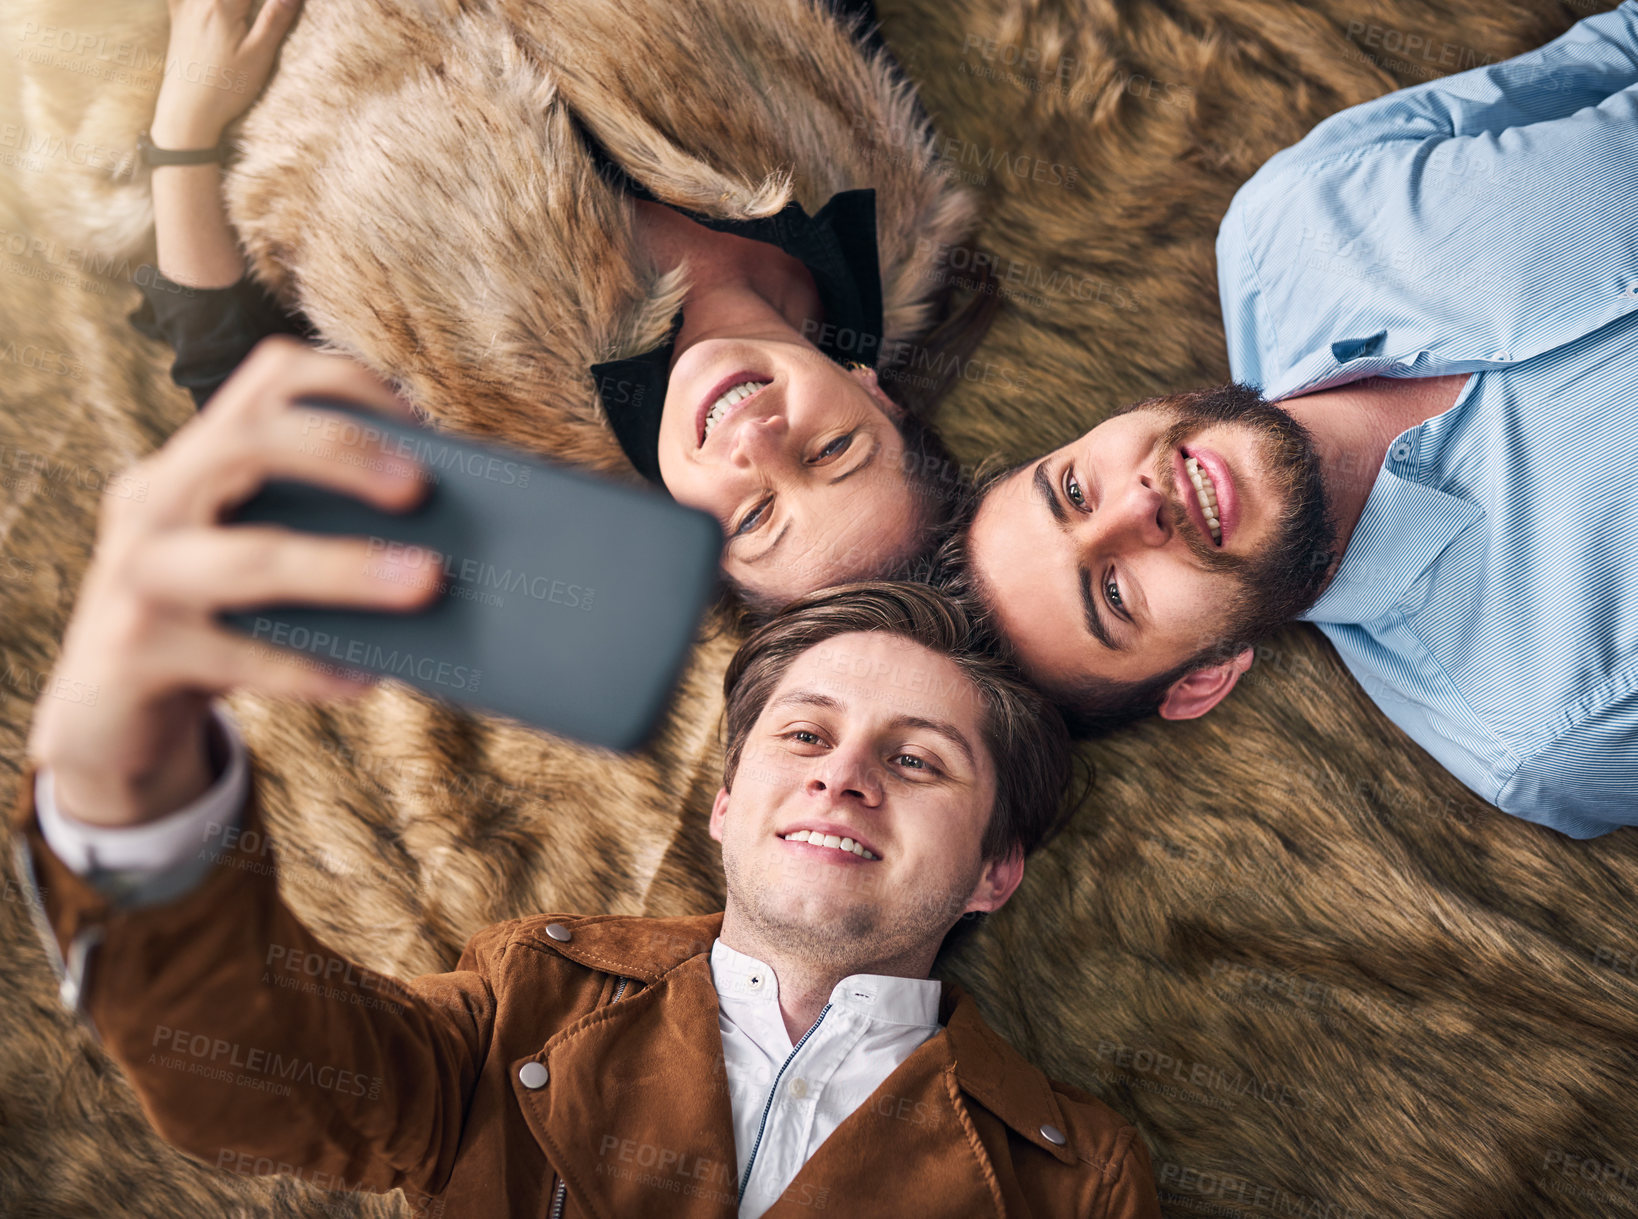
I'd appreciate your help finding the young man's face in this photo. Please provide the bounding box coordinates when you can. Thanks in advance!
[965,394,1332,718]
[710,631,1016,969]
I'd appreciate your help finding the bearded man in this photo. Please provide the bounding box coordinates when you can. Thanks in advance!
[957,2,1638,836]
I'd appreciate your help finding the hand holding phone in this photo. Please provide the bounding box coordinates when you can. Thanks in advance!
[30,338,724,832]
[220,397,722,751]
[28,339,441,828]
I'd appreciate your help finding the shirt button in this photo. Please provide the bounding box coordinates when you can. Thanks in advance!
[789,1077,808,1099]
[544,923,572,942]
[519,1061,550,1089]
[745,974,764,991]
[1626,280,1638,297]
[1040,1123,1067,1146]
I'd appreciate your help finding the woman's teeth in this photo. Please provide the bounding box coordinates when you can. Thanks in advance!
[781,830,877,860]
[704,381,768,440]
[1185,456,1223,544]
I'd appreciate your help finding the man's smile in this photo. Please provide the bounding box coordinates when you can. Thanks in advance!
[777,824,881,861]
[1175,445,1237,547]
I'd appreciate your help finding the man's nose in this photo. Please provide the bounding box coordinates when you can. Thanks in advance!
[805,745,883,806]
[1085,475,1171,550]
[730,414,792,471]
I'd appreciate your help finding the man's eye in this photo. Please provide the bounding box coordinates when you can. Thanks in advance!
[1065,472,1086,508]
[1104,574,1126,615]
[812,433,854,463]
[734,496,772,537]
[893,753,930,772]
[791,730,820,745]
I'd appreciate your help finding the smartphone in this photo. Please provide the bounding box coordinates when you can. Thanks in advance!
[220,399,723,751]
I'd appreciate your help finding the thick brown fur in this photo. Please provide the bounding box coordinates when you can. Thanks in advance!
[3,0,1637,1216]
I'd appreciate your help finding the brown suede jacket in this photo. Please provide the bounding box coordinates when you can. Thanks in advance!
[10,771,1160,1219]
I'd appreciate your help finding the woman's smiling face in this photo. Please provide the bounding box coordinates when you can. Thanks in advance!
[659,337,923,605]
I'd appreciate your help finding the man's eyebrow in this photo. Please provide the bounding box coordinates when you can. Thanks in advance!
[1078,563,1124,652]
[888,714,977,769]
[1034,459,1068,526]
[771,691,844,712]
[827,436,880,486]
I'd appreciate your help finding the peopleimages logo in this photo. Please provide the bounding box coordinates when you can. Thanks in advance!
[0,340,85,379]
[297,414,533,488]
[0,122,128,172]
[150,1025,383,1100]
[249,619,481,692]
[365,538,596,611]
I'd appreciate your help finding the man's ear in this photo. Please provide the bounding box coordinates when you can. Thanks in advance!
[1156,647,1254,720]
[708,788,731,843]
[964,847,1025,916]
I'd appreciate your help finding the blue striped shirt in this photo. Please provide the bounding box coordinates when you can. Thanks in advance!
[1217,1,1638,836]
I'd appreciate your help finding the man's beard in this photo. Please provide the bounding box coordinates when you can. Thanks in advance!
[720,832,977,973]
[1140,384,1335,651]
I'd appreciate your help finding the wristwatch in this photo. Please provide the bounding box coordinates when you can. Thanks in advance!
[137,130,225,167]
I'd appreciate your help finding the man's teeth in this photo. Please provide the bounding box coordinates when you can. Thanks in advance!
[781,830,877,860]
[1184,456,1223,544]
[703,381,768,440]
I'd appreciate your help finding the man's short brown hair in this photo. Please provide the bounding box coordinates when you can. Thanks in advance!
[721,581,1076,862]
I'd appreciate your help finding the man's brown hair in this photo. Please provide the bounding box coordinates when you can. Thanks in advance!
[720,581,1076,862]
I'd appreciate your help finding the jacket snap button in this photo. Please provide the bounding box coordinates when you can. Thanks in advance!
[1039,1123,1066,1146]
[545,923,573,942]
[519,1061,550,1089]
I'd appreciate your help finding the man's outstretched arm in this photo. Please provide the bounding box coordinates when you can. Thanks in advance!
[1495,684,1638,838]
[11,339,491,1195]
[13,748,504,1197]
[1218,1,1638,396]
[1300,0,1638,144]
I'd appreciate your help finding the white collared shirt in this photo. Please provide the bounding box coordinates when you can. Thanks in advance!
[35,705,249,877]
[35,706,946,1218]
[710,940,942,1219]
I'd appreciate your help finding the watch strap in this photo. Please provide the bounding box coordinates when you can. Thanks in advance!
[138,130,225,167]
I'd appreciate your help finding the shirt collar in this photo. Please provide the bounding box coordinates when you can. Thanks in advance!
[709,939,941,1028]
[1301,459,1483,626]
[589,318,676,486]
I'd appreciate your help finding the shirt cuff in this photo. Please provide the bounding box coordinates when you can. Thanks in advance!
[35,705,249,877]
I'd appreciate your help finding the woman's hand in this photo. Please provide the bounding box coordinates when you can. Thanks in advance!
[150,0,302,149]
[146,0,300,285]
[27,339,441,829]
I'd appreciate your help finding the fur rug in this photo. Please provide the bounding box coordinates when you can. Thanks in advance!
[3,1,1636,1217]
